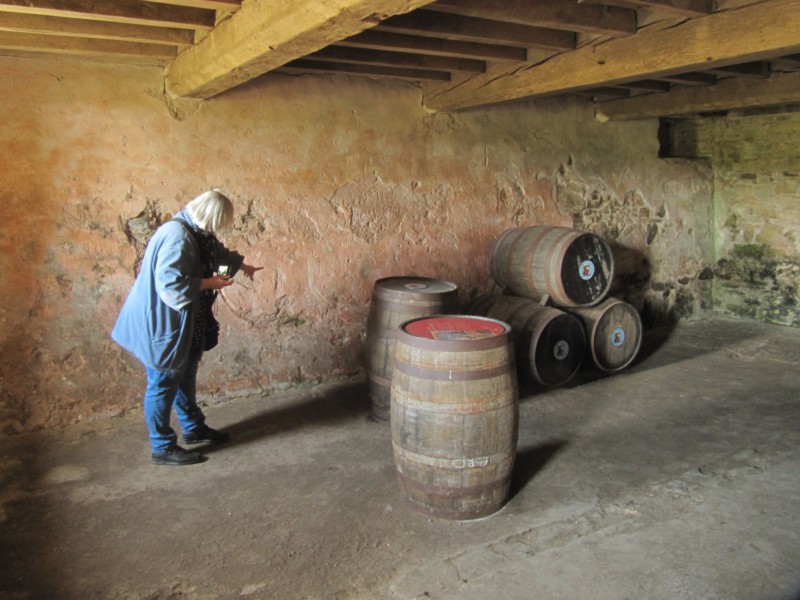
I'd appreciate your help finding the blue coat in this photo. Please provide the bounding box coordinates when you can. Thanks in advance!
[112,210,244,372]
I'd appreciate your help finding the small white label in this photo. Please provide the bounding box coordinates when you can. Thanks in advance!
[611,327,626,347]
[452,457,490,468]
[404,283,428,290]
[553,340,570,360]
[579,260,596,281]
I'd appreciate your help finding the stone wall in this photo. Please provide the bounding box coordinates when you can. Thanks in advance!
[669,110,800,327]
[0,56,713,433]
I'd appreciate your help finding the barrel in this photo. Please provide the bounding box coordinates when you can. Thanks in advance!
[490,226,614,307]
[391,315,518,520]
[567,297,642,372]
[470,295,586,387]
[365,277,459,421]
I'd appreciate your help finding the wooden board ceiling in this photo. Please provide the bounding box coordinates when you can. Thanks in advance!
[1,0,799,120]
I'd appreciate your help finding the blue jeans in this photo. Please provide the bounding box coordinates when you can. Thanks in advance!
[144,355,206,453]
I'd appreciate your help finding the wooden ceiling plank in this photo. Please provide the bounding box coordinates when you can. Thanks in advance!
[423,0,800,111]
[596,71,800,120]
[375,9,575,50]
[0,0,214,30]
[614,79,671,91]
[339,30,526,61]
[581,0,713,18]
[165,0,439,99]
[144,0,240,11]
[429,0,637,37]
[316,45,485,72]
[281,59,450,81]
[0,29,177,58]
[655,72,717,85]
[0,12,194,45]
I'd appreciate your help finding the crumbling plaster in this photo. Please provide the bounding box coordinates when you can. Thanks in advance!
[0,56,713,433]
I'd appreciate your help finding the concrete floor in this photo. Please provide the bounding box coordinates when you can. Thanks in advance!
[1,317,800,600]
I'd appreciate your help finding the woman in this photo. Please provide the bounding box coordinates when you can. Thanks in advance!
[113,190,262,465]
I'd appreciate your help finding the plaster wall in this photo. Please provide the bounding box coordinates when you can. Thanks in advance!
[0,56,713,433]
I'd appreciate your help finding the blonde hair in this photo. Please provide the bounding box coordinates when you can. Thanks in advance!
[185,189,234,233]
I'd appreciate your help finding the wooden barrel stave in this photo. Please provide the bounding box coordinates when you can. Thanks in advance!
[365,276,458,421]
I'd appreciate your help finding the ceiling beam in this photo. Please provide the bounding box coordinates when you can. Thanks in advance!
[280,59,449,81]
[0,29,177,60]
[375,9,575,51]
[429,0,637,37]
[312,45,485,73]
[338,30,527,62]
[423,0,800,112]
[596,71,800,120]
[0,12,194,45]
[580,0,712,17]
[144,0,240,10]
[0,0,214,29]
[164,0,438,99]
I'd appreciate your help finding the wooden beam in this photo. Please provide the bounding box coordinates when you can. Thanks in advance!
[0,30,177,59]
[375,9,575,50]
[165,0,438,99]
[430,0,637,37]
[423,0,800,112]
[596,71,800,120]
[144,0,240,11]
[339,30,526,62]
[581,0,712,18]
[316,45,485,72]
[281,58,450,81]
[0,12,194,45]
[0,0,214,29]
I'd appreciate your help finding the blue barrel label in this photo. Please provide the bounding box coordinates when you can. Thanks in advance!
[579,260,596,280]
[611,327,626,347]
[553,340,570,360]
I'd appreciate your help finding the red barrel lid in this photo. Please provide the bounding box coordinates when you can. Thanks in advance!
[403,316,507,341]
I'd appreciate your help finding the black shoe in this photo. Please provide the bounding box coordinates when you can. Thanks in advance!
[151,445,204,466]
[183,425,230,445]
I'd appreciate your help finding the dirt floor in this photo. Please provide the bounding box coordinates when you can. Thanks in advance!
[1,317,800,600]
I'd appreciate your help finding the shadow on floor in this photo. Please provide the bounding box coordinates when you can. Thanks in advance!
[509,440,567,501]
[202,379,370,453]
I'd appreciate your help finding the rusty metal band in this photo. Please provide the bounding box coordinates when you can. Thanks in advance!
[367,371,391,387]
[391,390,518,414]
[396,471,511,502]
[370,297,452,313]
[392,359,514,381]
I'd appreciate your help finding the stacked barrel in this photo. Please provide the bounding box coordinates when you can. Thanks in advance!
[484,225,642,377]
[364,226,643,522]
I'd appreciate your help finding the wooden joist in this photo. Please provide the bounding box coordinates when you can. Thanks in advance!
[339,30,527,62]
[422,0,800,112]
[596,71,800,120]
[165,0,439,99]
[0,0,214,30]
[429,0,637,37]
[0,29,177,60]
[0,12,194,45]
[375,10,575,51]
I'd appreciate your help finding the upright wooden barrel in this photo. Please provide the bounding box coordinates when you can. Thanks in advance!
[391,315,518,520]
[490,226,614,307]
[365,277,458,421]
[567,298,642,372]
[471,295,586,387]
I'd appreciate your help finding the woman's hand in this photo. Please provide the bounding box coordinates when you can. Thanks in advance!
[201,275,234,290]
[240,264,264,281]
